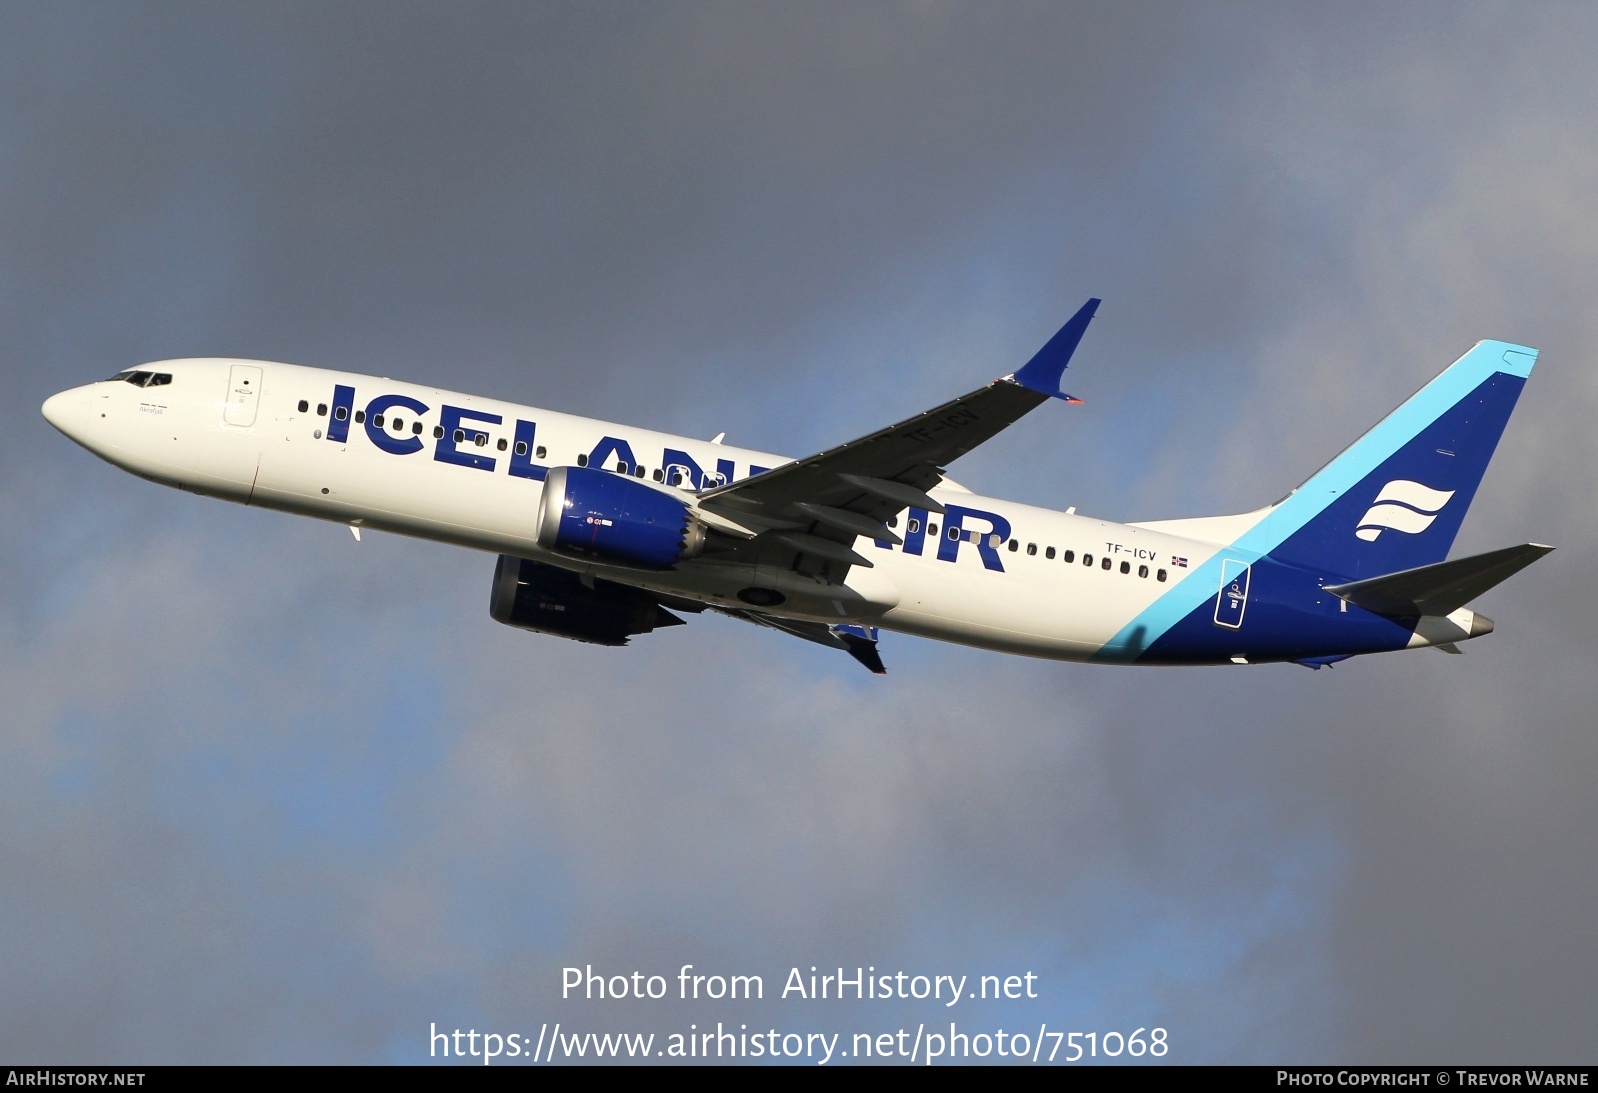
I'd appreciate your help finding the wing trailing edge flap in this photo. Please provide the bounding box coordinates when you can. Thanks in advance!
[695,298,1101,578]
[719,609,887,674]
[1324,543,1554,617]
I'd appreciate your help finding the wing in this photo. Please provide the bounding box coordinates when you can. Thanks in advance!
[717,609,888,674]
[695,298,1100,582]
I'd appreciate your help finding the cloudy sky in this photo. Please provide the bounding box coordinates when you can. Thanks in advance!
[4,2,1595,1064]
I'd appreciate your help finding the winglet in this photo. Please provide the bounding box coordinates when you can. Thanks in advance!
[1009,297,1100,401]
[833,624,887,674]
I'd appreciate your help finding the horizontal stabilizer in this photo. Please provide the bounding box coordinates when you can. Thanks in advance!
[1325,543,1553,617]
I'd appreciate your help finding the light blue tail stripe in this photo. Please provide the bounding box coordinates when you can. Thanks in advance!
[1094,341,1536,660]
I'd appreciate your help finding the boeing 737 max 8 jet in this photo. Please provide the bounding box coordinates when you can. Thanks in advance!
[41,300,1551,673]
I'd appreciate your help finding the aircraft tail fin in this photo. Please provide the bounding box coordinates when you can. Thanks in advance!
[1261,341,1536,580]
[1324,542,1553,616]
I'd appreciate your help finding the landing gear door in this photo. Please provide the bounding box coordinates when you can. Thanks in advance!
[1214,558,1251,629]
[224,364,263,427]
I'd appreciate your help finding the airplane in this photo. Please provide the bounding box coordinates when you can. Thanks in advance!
[40,299,1551,674]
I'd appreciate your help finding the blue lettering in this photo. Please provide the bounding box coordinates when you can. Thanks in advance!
[508,419,546,481]
[901,507,929,557]
[588,435,638,472]
[326,384,355,443]
[661,448,707,489]
[363,393,429,455]
[434,404,502,471]
[937,505,1011,572]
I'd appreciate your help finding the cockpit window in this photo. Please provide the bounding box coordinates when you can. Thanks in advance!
[105,370,173,388]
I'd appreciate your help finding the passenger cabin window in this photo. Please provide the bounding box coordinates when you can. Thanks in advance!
[453,429,465,443]
[948,527,960,541]
[372,414,384,427]
[514,441,528,457]
[577,453,588,467]
[1026,543,1037,555]
[927,523,938,537]
[535,446,546,459]
[1008,540,1018,552]
[1083,554,1093,566]
[652,469,663,482]
[317,404,328,416]
[335,407,348,421]
[1063,550,1075,563]
[907,518,920,534]
[1045,546,1056,560]
[1157,569,1168,582]
[432,425,443,439]
[412,422,423,434]
[1120,561,1130,574]
[354,410,365,424]
[1138,565,1149,578]
[497,438,508,451]
[297,400,309,413]
[1101,557,1112,570]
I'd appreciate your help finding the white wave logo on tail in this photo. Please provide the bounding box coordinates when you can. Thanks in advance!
[1355,480,1456,541]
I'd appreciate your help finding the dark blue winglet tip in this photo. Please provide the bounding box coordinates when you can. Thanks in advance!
[1011,297,1101,399]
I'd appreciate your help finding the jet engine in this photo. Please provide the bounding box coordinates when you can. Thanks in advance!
[489,555,685,646]
[535,465,706,569]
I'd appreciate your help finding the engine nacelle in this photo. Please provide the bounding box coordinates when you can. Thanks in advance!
[489,555,685,646]
[536,465,706,569]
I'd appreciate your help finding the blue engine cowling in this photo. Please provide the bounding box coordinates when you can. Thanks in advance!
[536,465,706,569]
[489,555,686,646]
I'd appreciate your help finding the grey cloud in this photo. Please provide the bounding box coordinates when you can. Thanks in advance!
[3,2,1594,1065]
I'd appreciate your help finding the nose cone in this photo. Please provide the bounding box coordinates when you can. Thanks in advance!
[41,384,92,441]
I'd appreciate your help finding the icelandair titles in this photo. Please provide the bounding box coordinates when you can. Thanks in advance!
[324,384,1019,572]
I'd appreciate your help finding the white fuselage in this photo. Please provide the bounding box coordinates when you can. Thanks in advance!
[43,358,1233,663]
